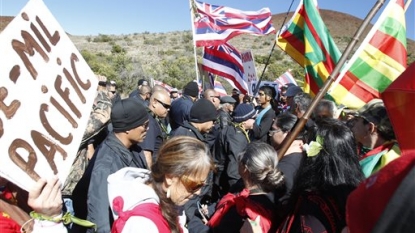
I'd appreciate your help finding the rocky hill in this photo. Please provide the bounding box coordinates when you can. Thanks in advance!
[0,10,413,91]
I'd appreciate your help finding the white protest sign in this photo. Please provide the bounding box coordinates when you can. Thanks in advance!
[250,81,280,97]
[0,0,98,191]
[241,50,257,95]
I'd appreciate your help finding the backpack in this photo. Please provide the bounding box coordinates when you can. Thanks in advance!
[111,196,170,233]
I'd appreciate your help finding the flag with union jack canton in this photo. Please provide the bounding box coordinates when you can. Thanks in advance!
[153,80,173,92]
[274,70,298,87]
[192,0,276,47]
[202,42,248,94]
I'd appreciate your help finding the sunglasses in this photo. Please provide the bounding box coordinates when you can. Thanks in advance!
[181,175,207,193]
[155,98,171,110]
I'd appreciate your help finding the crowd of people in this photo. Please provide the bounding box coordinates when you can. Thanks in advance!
[0,76,413,233]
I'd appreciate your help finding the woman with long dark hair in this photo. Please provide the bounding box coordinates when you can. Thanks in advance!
[269,112,306,202]
[277,118,364,233]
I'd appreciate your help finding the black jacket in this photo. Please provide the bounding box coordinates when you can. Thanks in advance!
[214,125,249,194]
[72,132,147,233]
[251,106,275,143]
[218,109,232,129]
[169,95,194,130]
[170,121,206,142]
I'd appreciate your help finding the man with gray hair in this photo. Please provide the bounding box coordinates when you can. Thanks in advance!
[313,99,338,119]
[218,96,236,129]
[293,92,312,118]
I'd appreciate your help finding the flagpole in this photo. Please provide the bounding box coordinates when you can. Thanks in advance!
[277,0,387,160]
[252,0,296,97]
[405,0,413,11]
[189,0,200,83]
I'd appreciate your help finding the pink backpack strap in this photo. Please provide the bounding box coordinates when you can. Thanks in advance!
[111,196,170,233]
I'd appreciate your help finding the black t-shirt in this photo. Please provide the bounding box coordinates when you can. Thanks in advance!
[139,113,164,159]
[278,152,304,197]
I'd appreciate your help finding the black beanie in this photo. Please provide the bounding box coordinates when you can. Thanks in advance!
[111,98,148,132]
[190,99,217,123]
[183,81,199,97]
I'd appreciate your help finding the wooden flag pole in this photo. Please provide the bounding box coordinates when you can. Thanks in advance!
[277,0,387,160]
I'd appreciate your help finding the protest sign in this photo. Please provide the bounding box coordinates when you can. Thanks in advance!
[0,0,98,191]
[249,81,279,98]
[241,50,257,95]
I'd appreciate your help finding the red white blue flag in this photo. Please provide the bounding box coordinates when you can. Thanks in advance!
[192,0,275,47]
[153,80,173,92]
[274,70,298,87]
[214,80,228,96]
[202,42,248,94]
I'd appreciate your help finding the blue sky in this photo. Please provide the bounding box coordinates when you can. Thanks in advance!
[1,0,414,40]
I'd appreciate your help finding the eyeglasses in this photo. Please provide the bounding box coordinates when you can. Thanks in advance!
[268,129,282,136]
[181,175,207,193]
[155,98,171,110]
[140,121,150,129]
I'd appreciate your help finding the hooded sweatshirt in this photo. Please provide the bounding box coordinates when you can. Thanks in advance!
[31,168,187,233]
[107,167,188,233]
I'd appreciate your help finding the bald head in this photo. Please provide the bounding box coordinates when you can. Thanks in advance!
[150,90,171,118]
[151,90,170,102]
[152,84,168,94]
[203,89,220,110]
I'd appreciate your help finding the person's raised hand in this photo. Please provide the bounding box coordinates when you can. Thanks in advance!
[28,176,62,218]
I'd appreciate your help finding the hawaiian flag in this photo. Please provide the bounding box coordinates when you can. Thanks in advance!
[202,42,248,94]
[214,79,228,97]
[153,80,174,92]
[329,0,407,109]
[192,0,275,47]
[274,69,298,87]
[276,0,341,96]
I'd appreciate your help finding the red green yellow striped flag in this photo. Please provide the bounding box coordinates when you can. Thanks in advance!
[276,0,341,96]
[328,0,407,109]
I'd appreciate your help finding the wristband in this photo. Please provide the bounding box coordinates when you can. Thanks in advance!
[30,211,97,231]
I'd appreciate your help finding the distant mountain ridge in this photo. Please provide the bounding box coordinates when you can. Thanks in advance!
[0,9,413,48]
[0,9,413,92]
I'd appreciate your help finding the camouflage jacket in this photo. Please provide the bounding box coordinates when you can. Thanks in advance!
[62,90,112,196]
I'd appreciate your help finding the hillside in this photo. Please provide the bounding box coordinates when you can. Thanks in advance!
[0,10,414,92]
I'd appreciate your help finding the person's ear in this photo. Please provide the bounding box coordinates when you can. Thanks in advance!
[164,174,178,187]
[368,122,377,134]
